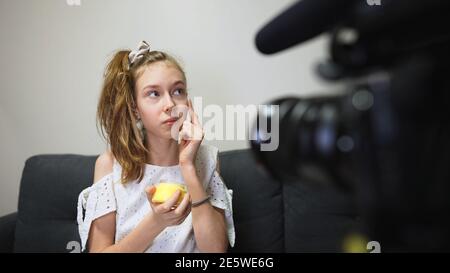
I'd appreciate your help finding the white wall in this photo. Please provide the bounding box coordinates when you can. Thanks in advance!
[0,0,332,216]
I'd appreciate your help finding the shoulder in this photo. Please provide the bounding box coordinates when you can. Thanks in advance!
[196,144,220,171]
[198,144,219,161]
[94,150,114,184]
[201,144,219,155]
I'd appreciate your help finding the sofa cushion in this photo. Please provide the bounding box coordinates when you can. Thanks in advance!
[0,213,16,253]
[219,149,284,252]
[14,154,96,252]
[284,180,358,252]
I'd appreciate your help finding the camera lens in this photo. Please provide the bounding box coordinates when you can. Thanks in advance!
[251,95,357,189]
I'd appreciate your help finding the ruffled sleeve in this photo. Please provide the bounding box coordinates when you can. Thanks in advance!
[207,170,235,248]
[200,145,235,248]
[76,173,117,252]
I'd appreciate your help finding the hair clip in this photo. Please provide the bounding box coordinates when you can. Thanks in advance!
[128,41,150,69]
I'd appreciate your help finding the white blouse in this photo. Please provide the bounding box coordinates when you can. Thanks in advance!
[77,144,235,252]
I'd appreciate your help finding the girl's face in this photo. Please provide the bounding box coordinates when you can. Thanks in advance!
[134,61,188,140]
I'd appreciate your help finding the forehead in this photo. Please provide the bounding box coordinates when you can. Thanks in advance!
[135,62,185,91]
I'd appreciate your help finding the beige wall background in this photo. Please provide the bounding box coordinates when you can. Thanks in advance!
[0,0,333,216]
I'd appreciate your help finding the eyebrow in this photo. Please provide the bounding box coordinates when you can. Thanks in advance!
[142,80,186,93]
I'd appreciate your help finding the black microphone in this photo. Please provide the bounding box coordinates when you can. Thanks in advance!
[255,0,356,55]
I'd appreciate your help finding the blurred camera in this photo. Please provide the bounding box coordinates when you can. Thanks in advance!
[251,0,450,251]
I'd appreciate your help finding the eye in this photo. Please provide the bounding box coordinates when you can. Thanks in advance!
[173,88,185,96]
[146,90,159,97]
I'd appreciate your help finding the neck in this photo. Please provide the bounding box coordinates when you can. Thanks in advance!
[145,136,179,166]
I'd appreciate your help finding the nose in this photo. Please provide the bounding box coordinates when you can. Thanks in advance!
[162,93,176,113]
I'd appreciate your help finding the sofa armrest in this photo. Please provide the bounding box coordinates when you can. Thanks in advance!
[0,212,17,253]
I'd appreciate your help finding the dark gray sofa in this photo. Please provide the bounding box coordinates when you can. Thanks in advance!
[0,149,357,253]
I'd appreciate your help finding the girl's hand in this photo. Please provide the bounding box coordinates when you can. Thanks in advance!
[178,98,204,167]
[145,186,191,228]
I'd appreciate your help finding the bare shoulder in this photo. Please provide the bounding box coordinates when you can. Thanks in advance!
[94,150,114,184]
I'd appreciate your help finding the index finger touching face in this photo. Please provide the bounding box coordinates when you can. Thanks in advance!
[188,98,201,126]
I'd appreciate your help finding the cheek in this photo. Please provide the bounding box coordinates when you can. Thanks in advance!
[139,106,161,126]
[175,98,189,105]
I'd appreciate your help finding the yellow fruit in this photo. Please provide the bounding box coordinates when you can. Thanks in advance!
[152,182,187,205]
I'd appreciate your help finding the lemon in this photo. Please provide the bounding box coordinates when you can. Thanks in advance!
[152,182,187,205]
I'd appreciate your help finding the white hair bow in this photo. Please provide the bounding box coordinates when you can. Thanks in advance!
[128,41,150,69]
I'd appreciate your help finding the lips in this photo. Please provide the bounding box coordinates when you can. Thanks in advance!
[163,117,179,124]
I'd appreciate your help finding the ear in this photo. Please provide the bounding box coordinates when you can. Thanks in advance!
[133,107,140,120]
[131,98,140,119]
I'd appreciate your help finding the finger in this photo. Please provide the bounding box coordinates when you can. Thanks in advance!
[176,211,190,224]
[145,186,158,210]
[178,127,187,142]
[161,189,181,212]
[175,205,191,225]
[177,119,185,144]
[189,109,198,126]
[180,105,190,123]
[145,186,156,200]
[177,109,189,144]
[184,121,203,141]
[184,122,194,138]
[188,99,200,126]
[188,97,193,110]
[187,98,194,122]
[180,122,195,141]
[174,193,190,215]
[186,108,192,124]
[179,205,191,224]
[182,193,192,216]
[178,129,183,144]
[190,107,200,127]
[183,202,191,217]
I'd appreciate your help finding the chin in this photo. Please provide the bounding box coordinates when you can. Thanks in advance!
[162,132,177,141]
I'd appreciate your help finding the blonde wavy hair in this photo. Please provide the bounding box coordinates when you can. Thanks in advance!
[96,48,186,184]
